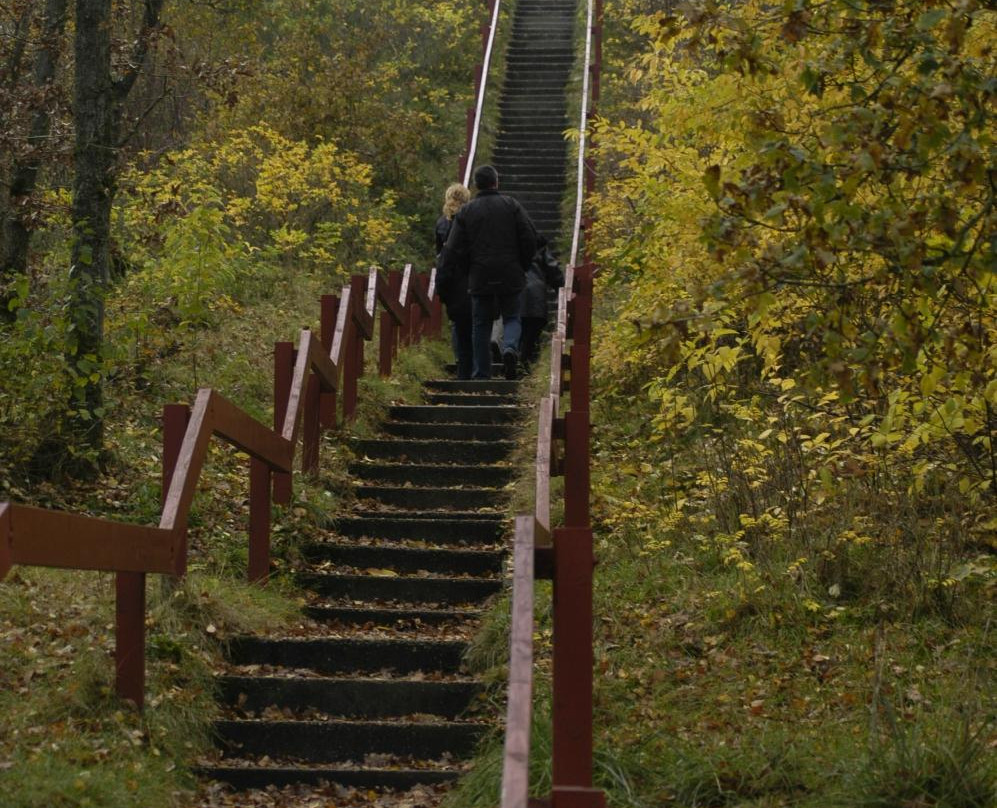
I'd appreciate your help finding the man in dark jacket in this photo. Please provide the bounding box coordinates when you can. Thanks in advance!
[439,165,537,379]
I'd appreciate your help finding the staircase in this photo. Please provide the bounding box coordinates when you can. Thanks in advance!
[492,0,577,243]
[198,378,525,802]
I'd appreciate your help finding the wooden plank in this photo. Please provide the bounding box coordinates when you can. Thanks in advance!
[281,331,313,447]
[329,285,352,368]
[365,266,380,317]
[535,397,553,539]
[555,287,568,340]
[306,327,338,392]
[501,515,536,808]
[550,336,564,398]
[351,274,374,339]
[11,504,175,574]
[411,271,432,314]
[159,388,215,533]
[375,270,406,324]
[0,502,11,580]
[399,264,412,308]
[211,391,292,471]
[427,266,437,302]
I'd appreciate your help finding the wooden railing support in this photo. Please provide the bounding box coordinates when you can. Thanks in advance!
[163,403,191,577]
[273,341,295,504]
[0,503,11,580]
[115,571,146,709]
[248,458,271,582]
[320,294,339,427]
[551,526,596,789]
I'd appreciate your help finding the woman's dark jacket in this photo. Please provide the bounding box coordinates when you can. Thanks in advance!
[522,245,564,319]
[438,189,537,298]
[435,215,451,255]
[434,214,470,322]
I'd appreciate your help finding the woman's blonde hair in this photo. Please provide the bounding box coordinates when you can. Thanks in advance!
[442,183,471,219]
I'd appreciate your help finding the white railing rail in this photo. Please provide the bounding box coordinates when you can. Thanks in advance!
[569,0,596,267]
[463,0,504,186]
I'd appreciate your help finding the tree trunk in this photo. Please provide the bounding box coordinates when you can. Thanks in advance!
[64,0,116,454]
[0,0,70,324]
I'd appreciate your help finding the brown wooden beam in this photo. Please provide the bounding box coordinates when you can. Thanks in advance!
[11,504,175,574]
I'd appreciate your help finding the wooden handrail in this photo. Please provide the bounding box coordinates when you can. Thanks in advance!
[160,388,292,535]
[2,502,175,575]
[501,514,538,808]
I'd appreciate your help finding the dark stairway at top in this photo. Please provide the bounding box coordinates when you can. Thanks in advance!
[492,0,577,243]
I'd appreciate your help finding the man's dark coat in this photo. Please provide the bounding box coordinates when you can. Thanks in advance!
[438,189,537,299]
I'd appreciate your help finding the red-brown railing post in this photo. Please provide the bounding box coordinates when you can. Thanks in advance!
[248,458,271,582]
[391,271,403,354]
[350,273,368,379]
[303,338,321,474]
[115,571,145,709]
[273,342,294,504]
[0,503,11,580]
[570,265,593,413]
[320,295,339,427]
[162,403,190,578]
[379,307,394,377]
[551,524,595,789]
[342,290,361,423]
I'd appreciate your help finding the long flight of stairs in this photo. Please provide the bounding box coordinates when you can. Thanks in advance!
[492,0,577,242]
[197,378,525,804]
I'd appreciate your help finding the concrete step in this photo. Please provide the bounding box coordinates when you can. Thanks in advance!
[197,765,460,792]
[298,573,502,605]
[425,392,520,406]
[348,461,516,488]
[351,438,516,464]
[303,542,505,576]
[388,404,526,424]
[353,484,508,512]
[215,718,484,762]
[381,421,519,442]
[217,675,483,719]
[331,515,505,543]
[305,604,482,626]
[226,636,467,675]
[424,379,520,395]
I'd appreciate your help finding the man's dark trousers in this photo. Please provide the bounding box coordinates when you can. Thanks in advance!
[472,294,521,379]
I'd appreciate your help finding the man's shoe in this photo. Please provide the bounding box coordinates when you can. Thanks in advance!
[502,351,518,381]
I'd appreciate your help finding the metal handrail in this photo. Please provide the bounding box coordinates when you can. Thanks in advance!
[463,0,503,186]
[569,0,596,268]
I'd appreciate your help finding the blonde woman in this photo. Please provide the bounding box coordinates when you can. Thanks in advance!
[435,183,473,379]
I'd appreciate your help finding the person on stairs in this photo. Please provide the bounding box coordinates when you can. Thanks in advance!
[434,183,473,380]
[439,164,537,380]
[519,235,564,369]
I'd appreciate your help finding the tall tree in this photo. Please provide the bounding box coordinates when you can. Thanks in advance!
[59,0,165,464]
[0,0,70,323]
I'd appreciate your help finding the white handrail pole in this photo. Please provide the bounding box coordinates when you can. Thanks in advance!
[569,0,595,268]
[463,0,503,186]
